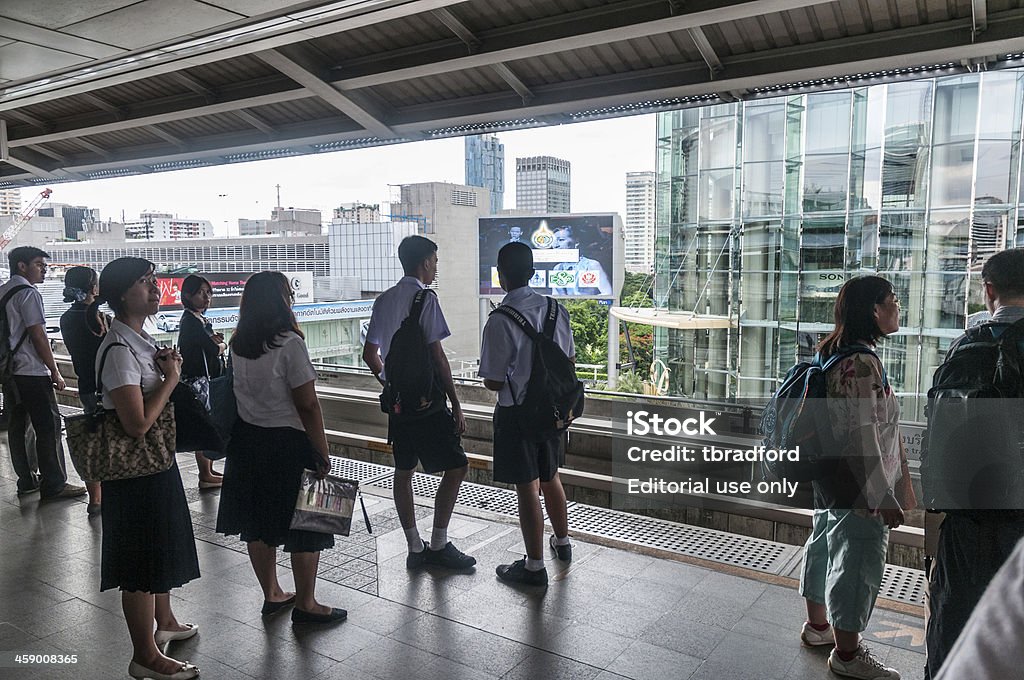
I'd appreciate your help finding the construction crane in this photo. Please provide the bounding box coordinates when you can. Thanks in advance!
[1,188,53,251]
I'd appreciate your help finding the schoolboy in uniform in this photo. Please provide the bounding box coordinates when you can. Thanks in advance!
[362,236,476,570]
[479,242,574,586]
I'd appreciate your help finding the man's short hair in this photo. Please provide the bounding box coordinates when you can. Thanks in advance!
[983,248,1024,299]
[497,242,534,288]
[397,235,438,275]
[8,246,49,273]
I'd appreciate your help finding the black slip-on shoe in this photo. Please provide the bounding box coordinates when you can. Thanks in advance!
[549,535,572,562]
[406,542,429,569]
[496,558,548,587]
[291,607,347,624]
[261,594,296,616]
[424,542,477,570]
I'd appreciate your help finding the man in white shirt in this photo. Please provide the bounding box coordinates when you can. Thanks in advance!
[1,247,85,501]
[479,242,575,586]
[362,236,475,571]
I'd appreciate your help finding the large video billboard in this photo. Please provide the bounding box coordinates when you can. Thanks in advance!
[157,271,313,311]
[479,215,615,297]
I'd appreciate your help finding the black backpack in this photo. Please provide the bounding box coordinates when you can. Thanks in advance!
[0,284,32,386]
[920,318,1024,511]
[379,289,445,420]
[493,297,585,442]
[761,345,880,483]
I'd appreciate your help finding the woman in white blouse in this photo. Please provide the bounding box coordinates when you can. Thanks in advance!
[92,257,200,680]
[216,271,345,624]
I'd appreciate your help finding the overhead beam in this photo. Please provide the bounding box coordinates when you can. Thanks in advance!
[490,63,534,103]
[688,27,723,75]
[5,110,49,131]
[148,125,187,148]
[335,0,838,90]
[255,49,394,138]
[27,145,66,163]
[432,8,481,51]
[232,110,275,135]
[74,138,112,158]
[167,71,218,101]
[80,92,122,116]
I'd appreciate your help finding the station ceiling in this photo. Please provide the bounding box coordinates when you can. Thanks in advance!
[1,0,1023,187]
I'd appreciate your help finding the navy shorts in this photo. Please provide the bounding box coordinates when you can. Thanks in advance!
[389,408,468,473]
[492,406,565,484]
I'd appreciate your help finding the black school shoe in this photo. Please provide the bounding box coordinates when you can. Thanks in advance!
[496,558,548,586]
[424,542,477,570]
[291,607,347,624]
[549,535,572,562]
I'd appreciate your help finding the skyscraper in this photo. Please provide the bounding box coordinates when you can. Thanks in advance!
[515,156,570,213]
[625,171,656,273]
[0,188,21,216]
[465,134,504,214]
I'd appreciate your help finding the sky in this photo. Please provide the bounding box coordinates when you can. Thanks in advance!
[31,114,657,237]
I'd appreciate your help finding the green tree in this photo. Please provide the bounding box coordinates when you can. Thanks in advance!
[563,300,608,366]
[620,272,654,304]
[619,289,654,378]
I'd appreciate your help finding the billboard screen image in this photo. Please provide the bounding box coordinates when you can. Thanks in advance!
[479,215,615,297]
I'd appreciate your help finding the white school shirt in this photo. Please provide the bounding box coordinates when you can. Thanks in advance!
[231,332,318,431]
[365,276,450,380]
[478,287,575,407]
[0,275,49,376]
[97,319,165,408]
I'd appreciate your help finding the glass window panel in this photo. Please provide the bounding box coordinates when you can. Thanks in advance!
[978,71,1020,138]
[699,117,737,169]
[969,210,1010,268]
[879,211,926,272]
[933,77,979,144]
[742,161,783,216]
[671,176,697,224]
[923,272,967,330]
[801,216,845,270]
[698,169,735,220]
[930,143,975,207]
[847,211,877,269]
[803,154,849,212]
[799,293,835,324]
[886,81,933,140]
[882,142,929,208]
[805,92,852,154]
[780,272,798,321]
[927,210,970,273]
[850,148,882,210]
[742,104,785,162]
[852,87,886,152]
[974,141,1014,205]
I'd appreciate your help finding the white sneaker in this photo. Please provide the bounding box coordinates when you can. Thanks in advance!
[800,621,833,646]
[828,645,901,680]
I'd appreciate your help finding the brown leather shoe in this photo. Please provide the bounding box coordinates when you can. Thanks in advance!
[40,484,88,501]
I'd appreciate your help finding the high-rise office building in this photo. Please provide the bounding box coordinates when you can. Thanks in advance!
[516,156,570,213]
[124,212,214,240]
[625,171,656,273]
[652,67,1024,419]
[465,135,504,214]
[0,188,21,216]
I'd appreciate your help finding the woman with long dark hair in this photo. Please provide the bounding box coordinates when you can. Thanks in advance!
[92,258,200,680]
[216,271,345,624]
[798,276,914,680]
[177,274,225,487]
[59,266,107,516]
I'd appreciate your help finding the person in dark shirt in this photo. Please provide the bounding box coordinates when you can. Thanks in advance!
[59,266,107,516]
[177,274,226,487]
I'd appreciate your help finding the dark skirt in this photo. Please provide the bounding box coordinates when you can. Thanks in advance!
[100,460,200,593]
[216,420,334,553]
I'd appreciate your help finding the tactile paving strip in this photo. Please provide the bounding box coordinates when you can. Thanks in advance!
[328,457,394,483]
[567,503,798,574]
[368,474,523,517]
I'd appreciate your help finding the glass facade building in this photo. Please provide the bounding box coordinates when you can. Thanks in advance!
[654,68,1024,418]
[465,134,505,214]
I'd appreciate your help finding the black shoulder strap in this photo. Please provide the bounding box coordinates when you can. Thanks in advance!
[492,304,541,342]
[408,288,433,323]
[2,284,33,353]
[95,341,133,397]
[541,297,559,340]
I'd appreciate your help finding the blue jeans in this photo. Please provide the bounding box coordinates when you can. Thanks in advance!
[799,508,889,632]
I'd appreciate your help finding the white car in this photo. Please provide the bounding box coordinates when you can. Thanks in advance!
[155,312,181,332]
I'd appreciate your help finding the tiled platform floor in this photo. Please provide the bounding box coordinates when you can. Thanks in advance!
[0,448,925,680]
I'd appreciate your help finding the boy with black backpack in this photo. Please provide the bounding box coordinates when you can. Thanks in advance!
[922,248,1024,679]
[479,243,581,586]
[362,236,476,571]
[1,246,86,502]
